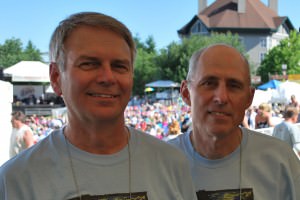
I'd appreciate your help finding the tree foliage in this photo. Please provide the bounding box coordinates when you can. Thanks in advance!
[155,32,245,83]
[22,41,43,61]
[258,31,300,82]
[0,38,43,68]
[132,32,245,95]
[133,36,159,95]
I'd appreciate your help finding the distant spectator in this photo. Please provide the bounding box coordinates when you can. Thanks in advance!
[273,106,300,157]
[255,103,274,129]
[9,111,35,158]
[246,106,257,129]
[168,117,181,135]
[241,112,250,129]
[289,95,299,107]
[180,112,192,134]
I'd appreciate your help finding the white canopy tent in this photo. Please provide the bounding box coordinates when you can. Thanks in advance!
[251,89,273,107]
[0,80,13,165]
[145,80,180,88]
[272,81,300,104]
[253,81,300,105]
[145,80,180,103]
[4,61,50,82]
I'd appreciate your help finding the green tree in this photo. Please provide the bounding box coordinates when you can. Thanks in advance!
[22,41,43,61]
[0,38,23,68]
[258,30,300,82]
[131,32,245,96]
[133,36,159,95]
[155,32,245,83]
[0,38,43,68]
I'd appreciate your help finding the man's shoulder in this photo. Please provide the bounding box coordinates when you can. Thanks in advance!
[167,132,187,148]
[130,128,188,159]
[245,128,295,152]
[131,128,175,148]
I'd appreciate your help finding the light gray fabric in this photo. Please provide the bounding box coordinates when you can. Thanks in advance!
[1,127,197,200]
[169,128,300,200]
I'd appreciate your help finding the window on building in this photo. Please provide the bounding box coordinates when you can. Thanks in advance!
[260,52,266,62]
[267,37,272,49]
[191,21,207,34]
[197,22,201,32]
[260,38,267,48]
[239,37,244,44]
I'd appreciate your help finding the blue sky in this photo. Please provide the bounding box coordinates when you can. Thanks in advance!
[1,0,299,57]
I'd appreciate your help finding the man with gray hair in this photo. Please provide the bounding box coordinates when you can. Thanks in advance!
[0,12,197,200]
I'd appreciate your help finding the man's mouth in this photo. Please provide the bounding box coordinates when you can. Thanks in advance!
[87,93,117,98]
[209,111,230,116]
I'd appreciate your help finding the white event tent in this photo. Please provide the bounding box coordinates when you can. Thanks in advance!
[0,80,13,165]
[4,61,50,82]
[273,81,300,104]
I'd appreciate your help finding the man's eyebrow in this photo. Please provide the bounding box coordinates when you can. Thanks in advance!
[76,55,99,61]
[227,78,244,84]
[200,75,218,81]
[112,59,131,65]
[113,58,130,63]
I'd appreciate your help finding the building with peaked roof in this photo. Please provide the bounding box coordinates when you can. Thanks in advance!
[178,0,295,70]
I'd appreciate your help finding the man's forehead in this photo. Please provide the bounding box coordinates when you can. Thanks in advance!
[197,46,247,72]
[200,45,243,63]
[194,60,248,84]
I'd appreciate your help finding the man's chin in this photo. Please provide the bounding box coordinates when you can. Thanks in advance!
[207,126,233,138]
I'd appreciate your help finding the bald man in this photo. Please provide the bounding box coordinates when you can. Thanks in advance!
[169,44,300,200]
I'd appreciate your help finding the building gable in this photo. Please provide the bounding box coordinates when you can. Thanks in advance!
[178,0,295,36]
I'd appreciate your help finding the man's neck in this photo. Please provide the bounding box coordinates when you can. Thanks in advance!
[63,121,129,155]
[15,122,24,129]
[190,128,242,159]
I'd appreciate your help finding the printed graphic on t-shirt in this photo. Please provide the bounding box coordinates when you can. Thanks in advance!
[68,192,148,200]
[197,188,253,200]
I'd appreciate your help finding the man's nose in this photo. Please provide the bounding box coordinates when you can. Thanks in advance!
[96,64,115,84]
[213,84,229,105]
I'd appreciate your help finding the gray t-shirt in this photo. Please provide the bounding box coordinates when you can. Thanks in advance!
[169,128,300,200]
[273,121,300,149]
[1,127,197,200]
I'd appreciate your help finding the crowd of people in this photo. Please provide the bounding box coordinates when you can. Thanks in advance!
[10,94,300,150]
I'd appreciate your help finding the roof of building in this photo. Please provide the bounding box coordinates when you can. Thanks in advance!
[178,0,294,35]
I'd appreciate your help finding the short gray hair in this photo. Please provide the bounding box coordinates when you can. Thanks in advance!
[49,12,136,71]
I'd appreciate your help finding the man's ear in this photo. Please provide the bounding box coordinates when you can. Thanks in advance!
[180,80,191,106]
[49,63,62,96]
[245,86,255,109]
